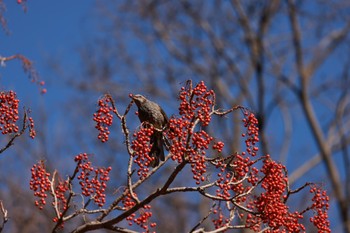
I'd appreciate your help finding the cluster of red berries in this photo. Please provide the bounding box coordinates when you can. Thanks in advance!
[0,91,37,139]
[28,116,36,139]
[131,126,154,178]
[93,96,114,142]
[241,110,259,156]
[0,91,19,135]
[122,191,156,232]
[178,81,214,126]
[122,192,136,224]
[211,207,229,229]
[192,130,212,150]
[310,186,331,232]
[190,130,213,184]
[53,179,69,219]
[212,141,224,152]
[167,117,190,164]
[29,161,51,210]
[246,158,305,232]
[30,161,69,221]
[214,161,231,199]
[166,82,218,184]
[215,165,245,200]
[215,153,258,201]
[75,153,112,207]
[213,110,261,201]
[168,117,211,184]
[30,154,112,225]
[214,110,260,202]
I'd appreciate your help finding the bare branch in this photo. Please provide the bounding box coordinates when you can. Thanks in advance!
[189,203,216,233]
[287,0,350,231]
[50,170,61,219]
[0,110,29,154]
[0,201,8,233]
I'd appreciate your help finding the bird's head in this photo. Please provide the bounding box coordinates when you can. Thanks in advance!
[130,94,147,107]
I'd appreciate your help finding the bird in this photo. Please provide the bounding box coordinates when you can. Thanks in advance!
[131,94,169,167]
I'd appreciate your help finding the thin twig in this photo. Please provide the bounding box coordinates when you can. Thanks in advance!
[0,201,8,233]
[52,160,82,232]
[189,203,216,233]
[0,110,29,154]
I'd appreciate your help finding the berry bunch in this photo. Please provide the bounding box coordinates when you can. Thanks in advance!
[29,161,51,210]
[29,162,69,220]
[212,111,261,201]
[212,141,224,152]
[190,130,213,184]
[168,115,209,184]
[75,153,112,207]
[167,117,190,164]
[28,116,36,139]
[215,160,246,200]
[0,91,19,135]
[178,81,214,126]
[167,81,217,184]
[122,191,156,232]
[53,179,69,218]
[214,152,259,201]
[131,126,154,177]
[211,207,229,229]
[93,96,114,142]
[215,159,252,202]
[246,158,305,232]
[310,186,331,232]
[242,110,259,156]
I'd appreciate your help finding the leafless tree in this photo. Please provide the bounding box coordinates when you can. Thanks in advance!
[59,0,350,232]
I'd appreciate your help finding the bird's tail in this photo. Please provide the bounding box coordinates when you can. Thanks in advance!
[149,131,165,167]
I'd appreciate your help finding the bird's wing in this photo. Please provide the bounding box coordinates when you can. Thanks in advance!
[160,106,169,125]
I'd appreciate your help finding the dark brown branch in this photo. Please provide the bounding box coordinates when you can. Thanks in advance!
[71,161,187,233]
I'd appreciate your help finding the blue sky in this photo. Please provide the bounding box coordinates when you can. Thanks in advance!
[1,0,93,102]
[0,1,99,158]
